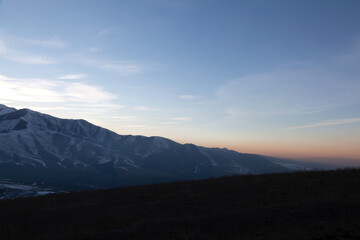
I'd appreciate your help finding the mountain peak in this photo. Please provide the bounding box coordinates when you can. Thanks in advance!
[0,104,16,116]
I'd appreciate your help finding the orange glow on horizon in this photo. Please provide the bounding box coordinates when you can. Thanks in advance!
[186,139,360,161]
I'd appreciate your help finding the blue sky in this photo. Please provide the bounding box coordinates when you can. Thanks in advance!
[0,0,360,160]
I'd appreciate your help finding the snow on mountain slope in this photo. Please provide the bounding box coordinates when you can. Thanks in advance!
[0,107,172,169]
[0,104,16,116]
[0,104,306,190]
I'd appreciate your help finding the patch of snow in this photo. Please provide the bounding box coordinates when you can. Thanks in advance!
[36,191,54,196]
[113,159,119,165]
[0,105,15,116]
[0,180,62,200]
[0,119,20,132]
[31,158,47,168]
[152,137,170,150]
[193,162,204,174]
[199,149,218,166]
[0,183,34,190]
[123,158,139,168]
[135,151,152,158]
[98,158,111,164]
[125,136,136,144]
[230,159,252,174]
[74,162,89,168]
[75,143,82,152]
[56,161,66,168]
[117,167,129,171]
[276,163,312,171]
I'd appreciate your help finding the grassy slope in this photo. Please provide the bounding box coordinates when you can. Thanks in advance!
[0,169,360,240]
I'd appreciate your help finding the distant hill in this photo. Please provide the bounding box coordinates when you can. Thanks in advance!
[0,169,359,239]
[0,104,319,190]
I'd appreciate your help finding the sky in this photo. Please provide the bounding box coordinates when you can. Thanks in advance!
[0,0,360,162]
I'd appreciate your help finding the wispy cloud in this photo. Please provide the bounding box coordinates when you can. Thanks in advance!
[112,116,137,120]
[58,74,85,80]
[0,39,6,53]
[155,0,189,9]
[0,38,56,64]
[26,37,67,49]
[134,106,157,111]
[285,117,360,130]
[0,75,117,104]
[179,95,196,100]
[88,47,100,53]
[158,121,178,125]
[65,83,116,103]
[9,55,56,64]
[338,35,360,63]
[101,61,143,74]
[170,117,191,121]
[0,74,121,119]
[157,117,192,125]
[0,75,64,102]
[217,70,360,119]
[66,103,123,109]
[98,28,116,37]
[79,59,144,75]
[120,124,157,130]
[225,106,336,119]
[5,34,67,49]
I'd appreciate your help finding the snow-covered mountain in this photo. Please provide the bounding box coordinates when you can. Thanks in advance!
[0,104,305,190]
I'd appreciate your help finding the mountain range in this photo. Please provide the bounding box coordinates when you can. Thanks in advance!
[0,104,330,191]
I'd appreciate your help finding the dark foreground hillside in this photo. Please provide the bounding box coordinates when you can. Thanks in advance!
[0,169,360,240]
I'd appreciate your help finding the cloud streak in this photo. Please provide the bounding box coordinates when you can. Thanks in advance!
[0,39,6,53]
[26,37,67,49]
[98,28,115,37]
[170,117,191,121]
[58,74,85,80]
[180,95,196,100]
[65,83,116,103]
[0,75,64,102]
[88,47,100,53]
[0,38,56,64]
[9,55,55,64]
[217,70,360,119]
[285,117,360,130]
[79,59,144,75]
[112,116,137,120]
[134,106,157,111]
[0,74,121,119]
